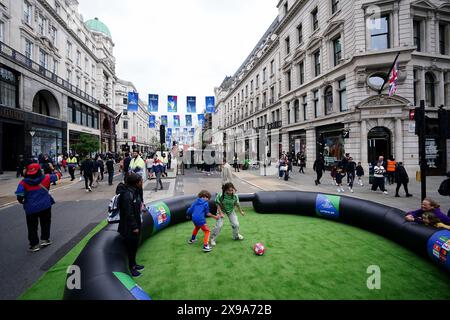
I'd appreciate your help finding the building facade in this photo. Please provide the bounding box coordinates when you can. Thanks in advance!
[0,0,116,172]
[215,0,450,174]
[114,79,157,154]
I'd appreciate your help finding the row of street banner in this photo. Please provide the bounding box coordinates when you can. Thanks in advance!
[148,114,205,129]
[128,92,215,114]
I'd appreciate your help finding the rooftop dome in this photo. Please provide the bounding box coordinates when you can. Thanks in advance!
[85,17,112,39]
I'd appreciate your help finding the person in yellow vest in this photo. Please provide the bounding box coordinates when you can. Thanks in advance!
[67,154,78,181]
[129,151,146,180]
[386,155,397,185]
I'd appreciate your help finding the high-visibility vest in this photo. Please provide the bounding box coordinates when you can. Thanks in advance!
[386,160,396,172]
[67,157,77,164]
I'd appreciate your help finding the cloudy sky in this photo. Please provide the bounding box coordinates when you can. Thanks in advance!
[78,0,278,118]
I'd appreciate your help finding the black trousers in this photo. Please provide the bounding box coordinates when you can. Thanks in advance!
[316,170,323,183]
[371,177,386,191]
[84,174,93,189]
[108,171,114,185]
[68,166,76,180]
[348,172,355,189]
[123,234,139,270]
[26,208,51,247]
[396,182,409,195]
[299,165,305,173]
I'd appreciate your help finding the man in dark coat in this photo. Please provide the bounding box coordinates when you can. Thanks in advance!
[313,156,325,185]
[80,155,95,192]
[394,162,412,197]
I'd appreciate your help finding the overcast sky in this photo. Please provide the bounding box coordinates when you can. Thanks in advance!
[78,0,278,120]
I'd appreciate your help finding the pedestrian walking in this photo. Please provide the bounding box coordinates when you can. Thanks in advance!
[67,154,78,181]
[92,155,101,188]
[298,154,306,174]
[146,155,154,180]
[116,173,145,277]
[313,156,325,185]
[346,157,356,193]
[97,155,105,181]
[371,160,388,194]
[340,153,350,184]
[386,155,397,185]
[152,155,164,191]
[15,163,61,252]
[16,154,26,178]
[394,162,413,197]
[336,168,346,193]
[80,155,95,192]
[356,162,364,186]
[221,158,233,186]
[106,154,115,186]
[61,155,67,172]
[123,152,132,182]
[233,154,240,172]
[129,151,146,179]
[330,165,338,185]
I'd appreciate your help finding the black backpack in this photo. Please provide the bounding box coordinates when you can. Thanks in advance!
[438,178,450,196]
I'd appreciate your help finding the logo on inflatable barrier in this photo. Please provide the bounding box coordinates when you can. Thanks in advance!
[427,230,450,271]
[315,194,340,219]
[149,202,171,235]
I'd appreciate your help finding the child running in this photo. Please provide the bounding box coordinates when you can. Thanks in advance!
[186,190,219,252]
[336,167,346,193]
[210,183,245,247]
[356,162,364,186]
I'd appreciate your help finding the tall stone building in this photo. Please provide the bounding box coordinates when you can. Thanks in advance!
[0,0,117,172]
[215,0,450,175]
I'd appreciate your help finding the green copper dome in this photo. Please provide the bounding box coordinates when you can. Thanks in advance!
[85,17,112,39]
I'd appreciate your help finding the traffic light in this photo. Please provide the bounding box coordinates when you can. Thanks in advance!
[409,109,415,121]
[438,107,449,138]
[413,106,424,136]
[160,125,166,144]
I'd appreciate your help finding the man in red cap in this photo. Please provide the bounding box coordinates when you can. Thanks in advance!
[15,163,62,252]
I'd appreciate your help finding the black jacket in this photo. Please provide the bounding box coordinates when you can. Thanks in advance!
[117,183,142,238]
[80,159,95,175]
[106,159,115,172]
[394,166,409,184]
[313,159,325,172]
[346,161,356,173]
[123,157,132,172]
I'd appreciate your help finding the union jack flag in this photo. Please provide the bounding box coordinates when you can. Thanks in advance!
[388,60,399,97]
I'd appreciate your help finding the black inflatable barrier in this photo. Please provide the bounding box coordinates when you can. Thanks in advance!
[64,191,450,300]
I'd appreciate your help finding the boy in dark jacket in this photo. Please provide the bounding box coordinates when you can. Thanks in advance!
[106,155,115,185]
[186,190,219,252]
[117,173,145,277]
[15,163,62,252]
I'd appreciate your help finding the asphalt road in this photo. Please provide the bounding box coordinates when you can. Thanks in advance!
[0,174,121,300]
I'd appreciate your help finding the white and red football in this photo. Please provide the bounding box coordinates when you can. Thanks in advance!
[253,243,265,256]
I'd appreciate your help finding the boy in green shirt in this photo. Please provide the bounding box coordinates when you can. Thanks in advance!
[210,182,245,247]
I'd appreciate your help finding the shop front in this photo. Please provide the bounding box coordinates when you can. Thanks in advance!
[0,106,67,172]
[316,124,345,168]
[289,130,307,159]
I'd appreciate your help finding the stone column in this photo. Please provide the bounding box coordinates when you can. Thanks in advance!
[393,4,400,48]
[289,100,295,124]
[395,118,403,163]
[332,82,339,113]
[361,120,368,168]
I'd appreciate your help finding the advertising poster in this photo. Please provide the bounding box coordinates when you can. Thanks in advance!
[185,114,192,127]
[205,96,215,113]
[127,92,139,112]
[315,194,340,219]
[187,96,196,113]
[173,115,180,127]
[168,95,177,112]
[148,94,158,112]
[149,115,156,128]
[161,115,168,126]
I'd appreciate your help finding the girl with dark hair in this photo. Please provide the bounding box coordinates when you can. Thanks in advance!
[116,172,145,277]
[210,182,245,247]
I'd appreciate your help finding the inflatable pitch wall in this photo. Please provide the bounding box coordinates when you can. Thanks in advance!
[63,191,450,300]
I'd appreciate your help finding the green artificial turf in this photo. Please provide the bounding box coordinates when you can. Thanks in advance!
[19,220,108,300]
[135,209,450,300]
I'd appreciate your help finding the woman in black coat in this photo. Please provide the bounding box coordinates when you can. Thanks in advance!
[117,173,145,277]
[394,162,412,197]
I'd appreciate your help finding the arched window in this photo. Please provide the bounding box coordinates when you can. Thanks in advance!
[325,86,333,115]
[425,72,436,107]
[32,92,50,116]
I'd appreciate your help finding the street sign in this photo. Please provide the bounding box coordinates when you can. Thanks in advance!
[131,136,136,143]
[29,131,35,137]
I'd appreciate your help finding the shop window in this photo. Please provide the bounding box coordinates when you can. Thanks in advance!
[425,72,436,107]
[325,86,333,115]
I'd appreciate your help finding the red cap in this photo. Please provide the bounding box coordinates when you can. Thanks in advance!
[26,163,41,175]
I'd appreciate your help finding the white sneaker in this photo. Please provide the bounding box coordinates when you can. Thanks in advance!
[210,239,216,247]
[236,234,244,240]
[86,189,90,192]
[383,191,388,195]
[337,188,341,193]
[350,189,354,193]
[340,188,345,193]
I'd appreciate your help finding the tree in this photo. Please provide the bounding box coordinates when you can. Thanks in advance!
[72,134,99,157]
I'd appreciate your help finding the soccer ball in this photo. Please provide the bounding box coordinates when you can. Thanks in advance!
[253,243,265,256]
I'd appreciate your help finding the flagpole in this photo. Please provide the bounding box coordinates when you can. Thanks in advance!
[378,51,401,95]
